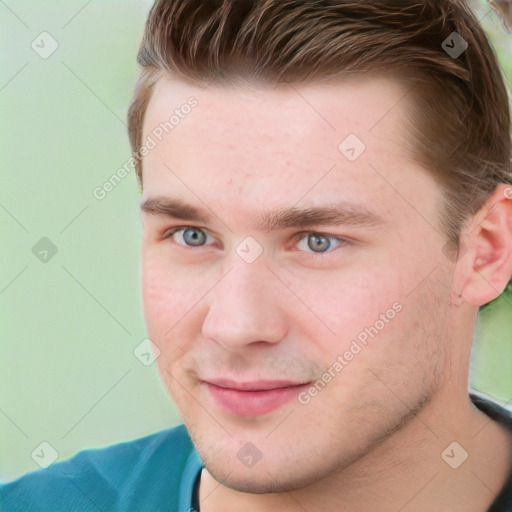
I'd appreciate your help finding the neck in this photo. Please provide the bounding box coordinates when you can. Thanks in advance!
[199,387,511,512]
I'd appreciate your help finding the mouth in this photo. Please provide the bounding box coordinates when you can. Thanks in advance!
[202,379,311,417]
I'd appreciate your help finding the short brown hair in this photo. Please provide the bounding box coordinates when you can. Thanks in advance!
[128,0,511,251]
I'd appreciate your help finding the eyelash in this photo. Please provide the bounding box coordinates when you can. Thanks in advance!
[162,226,348,259]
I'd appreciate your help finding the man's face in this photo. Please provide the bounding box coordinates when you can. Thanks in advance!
[140,76,454,492]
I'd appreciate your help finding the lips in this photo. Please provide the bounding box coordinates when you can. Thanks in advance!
[205,379,309,391]
[203,378,311,416]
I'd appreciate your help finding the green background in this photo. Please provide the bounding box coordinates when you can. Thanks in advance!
[1,0,511,481]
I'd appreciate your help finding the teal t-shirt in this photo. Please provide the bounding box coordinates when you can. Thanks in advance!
[0,424,203,512]
[1,392,511,512]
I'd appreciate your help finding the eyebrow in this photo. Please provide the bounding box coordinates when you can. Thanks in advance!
[139,196,385,231]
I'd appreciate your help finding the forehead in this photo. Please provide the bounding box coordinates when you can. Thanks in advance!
[140,74,437,225]
[143,74,410,146]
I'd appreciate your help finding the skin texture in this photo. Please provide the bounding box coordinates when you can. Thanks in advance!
[139,75,512,512]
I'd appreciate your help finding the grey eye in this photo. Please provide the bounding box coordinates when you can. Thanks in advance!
[307,233,332,252]
[181,227,208,246]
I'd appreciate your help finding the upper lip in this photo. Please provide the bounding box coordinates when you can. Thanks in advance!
[204,379,310,391]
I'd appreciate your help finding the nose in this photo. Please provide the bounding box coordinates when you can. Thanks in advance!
[201,255,289,352]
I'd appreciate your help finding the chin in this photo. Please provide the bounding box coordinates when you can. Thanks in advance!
[205,462,322,495]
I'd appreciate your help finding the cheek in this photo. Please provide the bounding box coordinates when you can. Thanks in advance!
[140,253,201,400]
[141,249,218,340]
[283,260,409,344]
[279,254,431,383]
[141,254,172,335]
[141,250,194,339]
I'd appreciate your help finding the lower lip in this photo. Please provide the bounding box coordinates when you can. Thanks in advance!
[205,382,310,417]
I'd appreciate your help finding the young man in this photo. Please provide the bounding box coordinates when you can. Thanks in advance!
[2,0,512,511]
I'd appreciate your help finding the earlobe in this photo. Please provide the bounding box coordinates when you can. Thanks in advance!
[457,184,512,306]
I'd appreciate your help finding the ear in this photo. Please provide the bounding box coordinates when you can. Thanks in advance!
[456,184,512,306]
